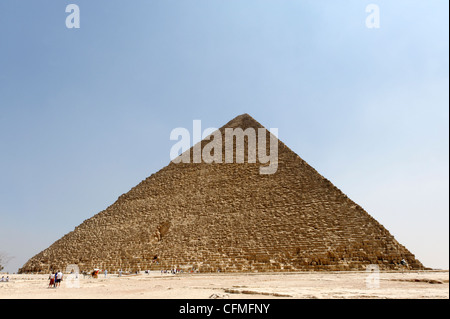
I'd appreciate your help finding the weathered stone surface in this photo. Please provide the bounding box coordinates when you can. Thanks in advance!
[19,114,424,273]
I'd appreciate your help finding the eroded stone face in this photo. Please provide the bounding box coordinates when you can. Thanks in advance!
[19,114,424,274]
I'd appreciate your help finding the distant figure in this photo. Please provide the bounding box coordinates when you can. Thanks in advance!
[400,259,408,273]
[5,276,9,282]
[58,271,63,286]
[48,273,55,288]
[104,269,107,278]
[0,276,4,282]
[118,269,122,277]
[56,271,63,287]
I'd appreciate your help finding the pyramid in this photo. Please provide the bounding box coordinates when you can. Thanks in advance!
[19,114,423,273]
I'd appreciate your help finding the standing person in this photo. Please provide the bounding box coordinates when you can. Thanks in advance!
[58,270,63,286]
[48,273,55,288]
[55,271,61,287]
[104,269,107,278]
[55,271,59,287]
[400,259,408,273]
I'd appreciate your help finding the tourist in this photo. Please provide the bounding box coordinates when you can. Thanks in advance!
[58,270,63,286]
[48,273,55,288]
[55,270,63,287]
[5,276,9,282]
[0,276,4,282]
[54,271,59,287]
[104,269,107,278]
[400,259,408,273]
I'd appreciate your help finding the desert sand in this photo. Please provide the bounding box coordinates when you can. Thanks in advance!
[0,270,447,299]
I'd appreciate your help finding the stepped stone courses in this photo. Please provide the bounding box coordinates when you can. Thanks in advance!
[19,114,424,273]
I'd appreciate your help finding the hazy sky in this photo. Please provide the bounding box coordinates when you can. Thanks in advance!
[0,1,448,273]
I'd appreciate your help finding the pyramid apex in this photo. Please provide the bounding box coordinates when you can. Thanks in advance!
[222,113,264,130]
[235,113,254,120]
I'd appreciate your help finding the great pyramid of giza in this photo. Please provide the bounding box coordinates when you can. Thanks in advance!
[19,114,423,273]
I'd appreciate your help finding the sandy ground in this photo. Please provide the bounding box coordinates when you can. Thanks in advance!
[0,270,448,299]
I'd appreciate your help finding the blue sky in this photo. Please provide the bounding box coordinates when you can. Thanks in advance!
[0,0,448,272]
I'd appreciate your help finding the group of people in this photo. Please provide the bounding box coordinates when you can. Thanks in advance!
[48,271,63,288]
[0,276,9,282]
[161,268,183,274]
